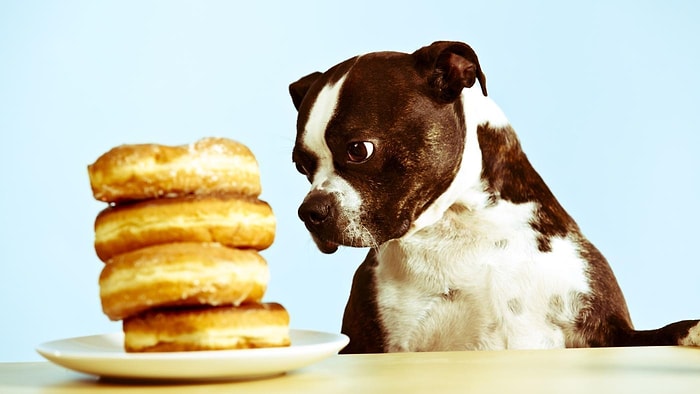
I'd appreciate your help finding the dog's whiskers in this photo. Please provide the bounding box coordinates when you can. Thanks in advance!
[342,219,379,249]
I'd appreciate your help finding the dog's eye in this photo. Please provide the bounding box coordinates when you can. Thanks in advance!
[347,141,374,163]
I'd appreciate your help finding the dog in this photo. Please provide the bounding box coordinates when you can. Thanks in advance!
[288,41,700,353]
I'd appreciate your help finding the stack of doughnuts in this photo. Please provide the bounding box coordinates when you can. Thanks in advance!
[87,137,290,352]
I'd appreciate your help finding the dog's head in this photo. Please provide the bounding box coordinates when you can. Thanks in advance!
[289,41,487,253]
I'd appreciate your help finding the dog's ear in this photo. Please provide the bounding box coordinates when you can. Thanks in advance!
[289,72,323,111]
[413,41,487,101]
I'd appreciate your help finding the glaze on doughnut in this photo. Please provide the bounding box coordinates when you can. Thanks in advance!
[123,303,291,352]
[88,137,262,203]
[94,194,275,262]
[99,242,268,321]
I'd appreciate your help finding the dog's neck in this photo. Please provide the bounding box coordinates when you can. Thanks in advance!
[404,85,511,236]
[377,85,577,291]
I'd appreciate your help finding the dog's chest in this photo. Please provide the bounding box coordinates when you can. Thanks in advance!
[373,201,591,351]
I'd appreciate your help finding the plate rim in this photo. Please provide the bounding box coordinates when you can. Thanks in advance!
[35,329,349,381]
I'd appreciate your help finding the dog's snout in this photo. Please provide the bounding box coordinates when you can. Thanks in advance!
[298,193,331,226]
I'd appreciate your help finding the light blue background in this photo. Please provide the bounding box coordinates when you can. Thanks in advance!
[1,1,699,361]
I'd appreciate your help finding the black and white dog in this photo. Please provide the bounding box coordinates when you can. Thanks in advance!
[288,41,700,353]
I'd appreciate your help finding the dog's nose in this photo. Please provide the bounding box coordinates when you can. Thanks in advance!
[298,193,331,226]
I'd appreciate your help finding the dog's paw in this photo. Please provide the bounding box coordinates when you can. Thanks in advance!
[679,321,700,346]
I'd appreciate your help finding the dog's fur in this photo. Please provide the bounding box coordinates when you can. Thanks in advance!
[289,41,700,353]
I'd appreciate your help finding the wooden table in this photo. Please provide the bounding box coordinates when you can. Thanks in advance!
[2,346,700,393]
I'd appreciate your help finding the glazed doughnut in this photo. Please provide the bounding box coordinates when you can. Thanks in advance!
[94,194,275,262]
[99,242,268,321]
[88,137,262,203]
[123,303,291,352]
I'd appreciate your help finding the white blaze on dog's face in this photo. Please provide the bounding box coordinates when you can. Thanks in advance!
[295,74,371,253]
[290,45,487,253]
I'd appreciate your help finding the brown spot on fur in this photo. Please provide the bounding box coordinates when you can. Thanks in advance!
[477,123,578,251]
[507,299,523,315]
[442,288,459,301]
[549,294,564,314]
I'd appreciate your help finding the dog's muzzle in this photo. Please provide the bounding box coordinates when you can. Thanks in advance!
[298,191,341,254]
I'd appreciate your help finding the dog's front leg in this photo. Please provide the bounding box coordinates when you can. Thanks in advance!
[340,249,386,354]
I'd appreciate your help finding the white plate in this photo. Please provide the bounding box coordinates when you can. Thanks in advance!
[36,329,349,382]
